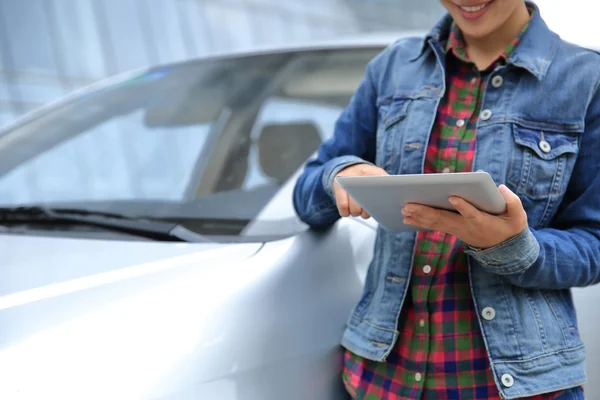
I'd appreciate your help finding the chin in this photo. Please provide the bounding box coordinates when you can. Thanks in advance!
[457,24,495,39]
[451,13,499,40]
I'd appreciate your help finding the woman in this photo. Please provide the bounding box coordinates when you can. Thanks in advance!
[294,0,600,399]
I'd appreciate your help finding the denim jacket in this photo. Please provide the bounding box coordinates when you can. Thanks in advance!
[293,3,600,399]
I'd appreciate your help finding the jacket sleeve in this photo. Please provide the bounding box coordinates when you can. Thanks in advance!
[292,54,382,229]
[465,83,600,290]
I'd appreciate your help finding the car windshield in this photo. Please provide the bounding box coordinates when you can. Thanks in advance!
[0,47,383,240]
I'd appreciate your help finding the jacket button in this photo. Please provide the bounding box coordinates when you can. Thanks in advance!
[480,109,493,120]
[501,373,514,387]
[482,307,496,320]
[539,140,551,153]
[491,75,504,88]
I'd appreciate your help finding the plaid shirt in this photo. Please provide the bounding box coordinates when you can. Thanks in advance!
[343,12,566,400]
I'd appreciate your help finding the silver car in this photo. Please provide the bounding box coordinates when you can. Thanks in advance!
[0,38,598,400]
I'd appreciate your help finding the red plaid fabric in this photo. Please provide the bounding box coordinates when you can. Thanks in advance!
[343,11,566,400]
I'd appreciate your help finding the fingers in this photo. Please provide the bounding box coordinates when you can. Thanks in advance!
[401,187,528,247]
[334,162,385,219]
[334,185,351,217]
[448,196,480,219]
[403,204,461,233]
[348,198,363,217]
[334,184,366,218]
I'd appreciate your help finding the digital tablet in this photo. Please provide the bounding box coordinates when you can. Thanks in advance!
[335,172,506,232]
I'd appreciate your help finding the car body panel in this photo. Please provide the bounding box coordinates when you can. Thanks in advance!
[0,218,375,400]
[0,235,260,297]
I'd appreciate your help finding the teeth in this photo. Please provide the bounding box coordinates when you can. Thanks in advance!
[461,3,487,12]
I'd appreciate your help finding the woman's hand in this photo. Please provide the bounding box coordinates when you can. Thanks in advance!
[334,164,388,219]
[402,184,528,249]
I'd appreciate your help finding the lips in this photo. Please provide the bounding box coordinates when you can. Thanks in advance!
[454,0,494,21]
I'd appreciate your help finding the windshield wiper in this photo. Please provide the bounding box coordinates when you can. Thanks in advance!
[0,206,207,242]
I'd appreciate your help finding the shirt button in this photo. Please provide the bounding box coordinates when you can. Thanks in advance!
[491,75,504,88]
[442,167,451,173]
[415,372,422,382]
[419,319,425,327]
[423,265,432,274]
[456,118,465,127]
[482,307,496,321]
[470,77,477,84]
[539,140,551,153]
[501,373,514,387]
[480,109,493,120]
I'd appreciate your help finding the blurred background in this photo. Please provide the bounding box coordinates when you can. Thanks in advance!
[1,0,599,128]
[0,0,597,205]
[0,0,447,127]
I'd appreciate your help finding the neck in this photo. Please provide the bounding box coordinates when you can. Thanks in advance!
[464,2,530,69]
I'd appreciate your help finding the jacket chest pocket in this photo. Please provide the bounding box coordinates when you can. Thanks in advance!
[507,123,580,200]
[375,98,410,171]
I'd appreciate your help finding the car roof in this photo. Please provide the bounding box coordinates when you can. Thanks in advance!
[201,31,422,58]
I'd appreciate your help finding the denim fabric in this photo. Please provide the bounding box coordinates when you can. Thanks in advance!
[293,2,600,399]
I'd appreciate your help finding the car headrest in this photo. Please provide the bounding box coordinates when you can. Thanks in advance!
[258,122,322,182]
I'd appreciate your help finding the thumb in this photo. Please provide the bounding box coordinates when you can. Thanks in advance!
[498,184,523,215]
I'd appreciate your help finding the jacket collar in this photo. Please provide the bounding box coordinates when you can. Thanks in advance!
[410,1,558,80]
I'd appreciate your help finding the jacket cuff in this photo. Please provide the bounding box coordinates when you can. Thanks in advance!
[321,156,372,199]
[464,228,540,275]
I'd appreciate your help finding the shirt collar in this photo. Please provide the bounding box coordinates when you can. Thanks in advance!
[445,7,534,65]
[411,1,559,80]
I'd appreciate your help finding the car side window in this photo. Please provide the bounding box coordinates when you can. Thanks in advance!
[242,96,341,191]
